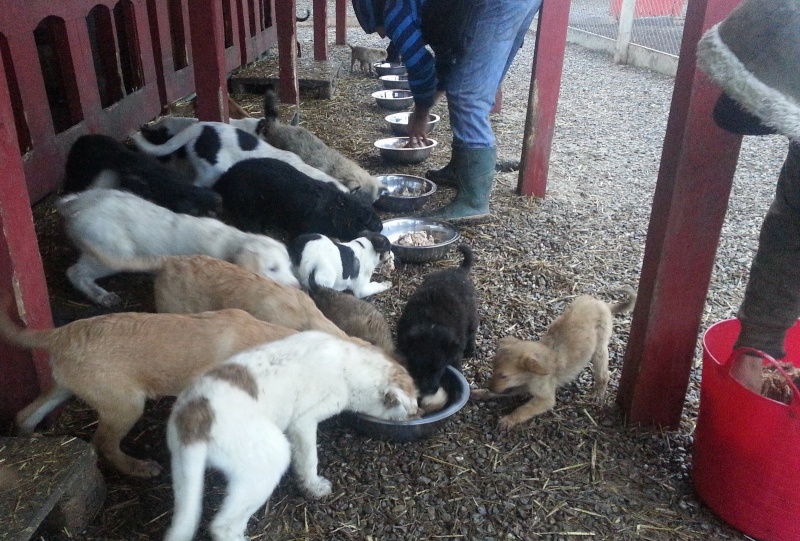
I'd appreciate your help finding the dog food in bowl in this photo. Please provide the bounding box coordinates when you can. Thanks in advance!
[385,112,440,136]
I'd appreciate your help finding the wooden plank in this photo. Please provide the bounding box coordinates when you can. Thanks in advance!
[187,0,229,121]
[516,2,571,198]
[274,0,299,105]
[616,0,743,427]
[313,0,328,60]
[335,0,346,45]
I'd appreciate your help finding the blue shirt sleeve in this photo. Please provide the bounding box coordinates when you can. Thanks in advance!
[384,0,438,109]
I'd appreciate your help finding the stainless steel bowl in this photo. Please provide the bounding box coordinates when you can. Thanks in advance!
[374,137,437,165]
[381,217,460,263]
[379,74,410,90]
[373,62,406,77]
[374,175,437,213]
[385,112,440,136]
[342,366,470,442]
[372,90,414,111]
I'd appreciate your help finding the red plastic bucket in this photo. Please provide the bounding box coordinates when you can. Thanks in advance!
[694,319,800,541]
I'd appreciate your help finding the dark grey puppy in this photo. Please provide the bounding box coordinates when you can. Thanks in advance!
[396,244,478,397]
[306,273,395,354]
[64,134,220,217]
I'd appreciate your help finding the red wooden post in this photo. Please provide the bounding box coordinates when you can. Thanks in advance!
[0,55,53,426]
[335,0,346,46]
[187,0,229,121]
[616,0,743,427]
[275,0,299,105]
[313,0,328,60]
[516,1,571,198]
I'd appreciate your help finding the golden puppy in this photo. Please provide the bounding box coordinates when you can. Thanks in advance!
[89,253,348,338]
[3,304,296,478]
[472,287,636,429]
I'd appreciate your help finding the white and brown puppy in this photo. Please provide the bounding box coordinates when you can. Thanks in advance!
[94,254,348,339]
[471,287,637,429]
[260,85,385,202]
[348,43,387,73]
[2,304,296,478]
[289,232,394,298]
[131,120,349,190]
[164,331,418,541]
[57,189,299,307]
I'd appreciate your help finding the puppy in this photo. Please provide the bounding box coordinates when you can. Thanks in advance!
[471,287,637,430]
[2,304,297,477]
[289,232,394,298]
[131,121,348,190]
[57,189,299,307]
[349,43,387,73]
[396,245,479,398]
[63,134,220,216]
[213,158,383,240]
[306,273,395,354]
[93,254,348,339]
[260,85,385,203]
[164,331,418,541]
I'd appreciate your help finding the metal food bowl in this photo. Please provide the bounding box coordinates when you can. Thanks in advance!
[342,366,470,443]
[374,175,437,213]
[385,112,440,136]
[379,74,410,90]
[373,62,406,77]
[374,137,438,165]
[381,217,460,264]
[372,90,414,111]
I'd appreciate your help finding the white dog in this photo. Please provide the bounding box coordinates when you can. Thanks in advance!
[164,331,418,541]
[57,189,299,306]
[131,121,349,190]
[288,232,394,298]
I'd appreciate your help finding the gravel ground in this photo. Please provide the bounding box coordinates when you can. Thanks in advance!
[27,20,789,541]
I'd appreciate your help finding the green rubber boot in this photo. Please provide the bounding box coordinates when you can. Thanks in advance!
[425,157,459,187]
[422,147,496,223]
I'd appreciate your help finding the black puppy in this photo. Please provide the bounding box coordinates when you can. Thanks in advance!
[396,244,478,397]
[213,157,382,241]
[64,134,220,217]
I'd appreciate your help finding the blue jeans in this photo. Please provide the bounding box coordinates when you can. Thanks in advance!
[439,0,542,149]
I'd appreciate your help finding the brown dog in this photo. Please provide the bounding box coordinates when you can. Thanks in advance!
[471,287,636,429]
[90,253,348,338]
[3,305,296,477]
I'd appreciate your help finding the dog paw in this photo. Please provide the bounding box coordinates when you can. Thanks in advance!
[497,415,520,431]
[470,388,491,400]
[304,476,333,499]
[98,292,122,307]
[127,458,164,478]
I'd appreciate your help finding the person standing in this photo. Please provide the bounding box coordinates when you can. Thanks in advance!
[352,0,542,223]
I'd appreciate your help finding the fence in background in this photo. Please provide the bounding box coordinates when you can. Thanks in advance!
[567,0,686,76]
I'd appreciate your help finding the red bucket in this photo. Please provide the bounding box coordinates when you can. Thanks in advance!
[694,319,800,541]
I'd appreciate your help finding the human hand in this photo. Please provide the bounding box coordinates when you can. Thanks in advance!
[405,109,432,148]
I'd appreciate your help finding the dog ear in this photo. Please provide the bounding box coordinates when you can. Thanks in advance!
[523,353,550,375]
[383,387,401,408]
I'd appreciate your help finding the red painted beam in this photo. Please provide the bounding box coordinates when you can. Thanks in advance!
[313,0,328,60]
[0,56,53,427]
[517,1,571,198]
[275,0,299,105]
[187,0,229,121]
[335,0,346,46]
[616,0,743,427]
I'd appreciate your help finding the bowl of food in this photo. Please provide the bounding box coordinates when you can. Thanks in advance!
[372,90,414,111]
[374,174,437,213]
[374,137,438,165]
[385,112,440,136]
[379,74,410,90]
[373,62,406,77]
[342,366,470,442]
[381,217,460,263]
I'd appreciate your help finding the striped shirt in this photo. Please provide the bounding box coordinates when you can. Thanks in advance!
[384,0,438,109]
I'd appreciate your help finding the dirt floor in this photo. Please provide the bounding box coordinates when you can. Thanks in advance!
[20,23,790,541]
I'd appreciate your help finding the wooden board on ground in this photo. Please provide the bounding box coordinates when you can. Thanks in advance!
[230,54,342,99]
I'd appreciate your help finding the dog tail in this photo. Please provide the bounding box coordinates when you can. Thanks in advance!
[262,84,280,126]
[609,286,637,315]
[457,244,474,271]
[306,269,321,294]
[0,295,55,351]
[164,426,209,541]
[130,123,199,157]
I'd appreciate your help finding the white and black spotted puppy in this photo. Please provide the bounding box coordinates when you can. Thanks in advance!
[288,232,394,298]
[131,121,348,190]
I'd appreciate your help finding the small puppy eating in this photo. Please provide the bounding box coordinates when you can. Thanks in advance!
[348,43,387,73]
[471,287,637,429]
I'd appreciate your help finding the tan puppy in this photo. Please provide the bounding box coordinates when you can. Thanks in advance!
[90,253,348,338]
[3,305,296,477]
[348,44,387,73]
[472,287,636,429]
